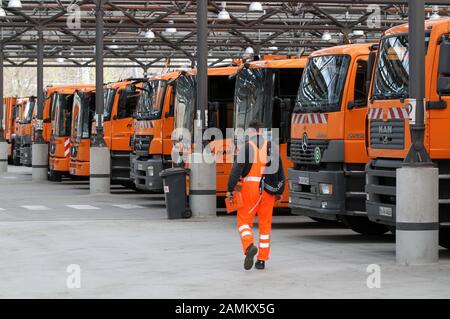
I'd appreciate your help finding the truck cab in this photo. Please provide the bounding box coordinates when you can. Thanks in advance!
[3,96,17,163]
[103,80,142,187]
[228,58,306,207]
[132,72,179,192]
[365,18,450,246]
[288,44,388,235]
[19,97,36,167]
[69,88,96,177]
[49,85,95,181]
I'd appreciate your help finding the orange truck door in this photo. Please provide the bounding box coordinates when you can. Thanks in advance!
[111,88,139,151]
[344,58,370,164]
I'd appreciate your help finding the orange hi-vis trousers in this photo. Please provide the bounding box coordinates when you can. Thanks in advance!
[237,179,276,261]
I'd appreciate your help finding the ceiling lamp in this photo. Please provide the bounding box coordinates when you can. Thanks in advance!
[321,31,332,42]
[218,2,230,21]
[244,47,255,56]
[353,30,365,36]
[145,29,155,39]
[57,53,65,63]
[0,7,6,18]
[249,2,263,12]
[165,20,177,34]
[268,46,278,51]
[430,6,440,20]
[8,0,22,9]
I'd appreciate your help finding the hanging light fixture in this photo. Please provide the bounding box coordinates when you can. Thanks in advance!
[244,47,255,56]
[57,52,65,63]
[249,2,263,12]
[353,30,365,36]
[8,0,22,9]
[321,31,332,42]
[109,40,119,50]
[165,20,177,34]
[430,6,440,20]
[268,46,278,51]
[145,29,155,39]
[0,0,7,18]
[217,2,230,21]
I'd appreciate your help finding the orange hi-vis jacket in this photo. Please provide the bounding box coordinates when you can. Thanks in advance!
[236,137,276,261]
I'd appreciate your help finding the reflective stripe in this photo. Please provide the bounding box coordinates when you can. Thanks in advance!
[259,243,270,248]
[244,176,261,183]
[239,225,251,232]
[260,234,270,240]
[241,231,252,238]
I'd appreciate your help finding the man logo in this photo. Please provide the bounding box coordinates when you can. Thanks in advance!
[302,133,308,152]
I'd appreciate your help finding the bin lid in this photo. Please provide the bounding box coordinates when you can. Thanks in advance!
[159,167,187,177]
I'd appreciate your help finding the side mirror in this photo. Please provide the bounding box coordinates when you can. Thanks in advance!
[126,84,137,93]
[438,37,450,95]
[165,111,172,118]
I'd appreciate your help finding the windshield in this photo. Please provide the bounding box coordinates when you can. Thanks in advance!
[372,33,431,100]
[234,68,273,130]
[104,89,116,121]
[296,55,350,113]
[136,80,167,120]
[23,99,36,123]
[73,92,95,140]
[174,76,196,136]
[53,94,74,137]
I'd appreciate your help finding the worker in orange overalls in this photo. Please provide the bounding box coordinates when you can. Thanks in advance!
[227,119,285,270]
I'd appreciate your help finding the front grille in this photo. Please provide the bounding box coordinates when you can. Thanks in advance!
[133,135,152,155]
[370,120,405,149]
[290,139,329,165]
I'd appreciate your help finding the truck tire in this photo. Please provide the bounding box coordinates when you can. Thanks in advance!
[341,215,389,235]
[48,170,62,182]
[439,228,450,249]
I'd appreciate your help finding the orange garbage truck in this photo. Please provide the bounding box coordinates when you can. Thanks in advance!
[69,87,96,177]
[19,97,36,167]
[365,18,450,246]
[3,97,17,163]
[70,80,141,183]
[132,72,179,191]
[287,43,389,235]
[220,58,307,207]
[48,85,95,181]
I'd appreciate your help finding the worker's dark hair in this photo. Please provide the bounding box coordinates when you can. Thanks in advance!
[249,119,263,130]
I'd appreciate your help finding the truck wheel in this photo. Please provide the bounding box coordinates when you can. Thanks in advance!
[48,170,62,182]
[183,209,192,219]
[341,216,389,235]
[439,228,450,249]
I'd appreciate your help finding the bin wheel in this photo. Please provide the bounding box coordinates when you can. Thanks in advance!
[439,228,450,249]
[183,210,192,219]
[341,215,389,235]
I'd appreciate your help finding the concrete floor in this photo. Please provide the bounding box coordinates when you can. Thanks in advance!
[1,166,450,299]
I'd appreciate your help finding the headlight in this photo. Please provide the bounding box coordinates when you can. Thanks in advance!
[319,183,333,195]
[147,166,154,176]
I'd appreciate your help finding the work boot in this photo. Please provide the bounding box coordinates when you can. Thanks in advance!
[244,244,258,270]
[255,260,265,270]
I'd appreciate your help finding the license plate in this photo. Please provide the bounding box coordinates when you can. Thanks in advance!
[379,206,393,217]
[298,176,310,185]
[137,164,143,170]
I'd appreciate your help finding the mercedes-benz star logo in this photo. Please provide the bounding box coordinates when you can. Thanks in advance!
[302,133,308,152]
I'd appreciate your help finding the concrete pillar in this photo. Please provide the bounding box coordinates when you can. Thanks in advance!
[396,166,439,265]
[189,121,216,218]
[32,28,48,181]
[89,1,110,194]
[0,142,7,174]
[0,44,7,175]
[90,146,110,194]
[32,143,49,182]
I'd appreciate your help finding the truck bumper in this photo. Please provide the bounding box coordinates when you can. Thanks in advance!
[20,146,32,167]
[50,156,70,173]
[365,160,399,226]
[134,157,165,192]
[70,160,90,177]
[288,168,345,220]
